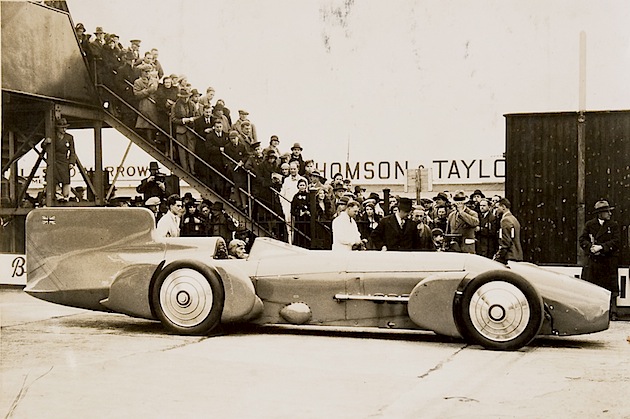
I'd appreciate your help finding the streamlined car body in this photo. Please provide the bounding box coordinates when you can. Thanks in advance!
[25,208,610,350]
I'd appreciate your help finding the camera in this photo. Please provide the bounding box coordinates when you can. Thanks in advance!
[154,173,166,183]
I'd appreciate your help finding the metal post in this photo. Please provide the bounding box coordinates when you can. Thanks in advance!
[577,112,586,265]
[383,188,391,215]
[576,31,587,265]
[8,131,18,205]
[45,105,56,207]
[93,120,104,205]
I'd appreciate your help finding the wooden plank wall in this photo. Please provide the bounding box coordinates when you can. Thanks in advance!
[505,111,629,266]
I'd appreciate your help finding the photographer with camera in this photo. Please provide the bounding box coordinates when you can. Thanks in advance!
[136,161,167,204]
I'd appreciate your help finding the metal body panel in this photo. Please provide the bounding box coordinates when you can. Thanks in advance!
[508,262,610,335]
[408,273,470,338]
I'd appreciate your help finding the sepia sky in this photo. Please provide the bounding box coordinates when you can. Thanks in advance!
[67,0,630,165]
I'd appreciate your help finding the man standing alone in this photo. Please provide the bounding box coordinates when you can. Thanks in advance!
[579,200,620,320]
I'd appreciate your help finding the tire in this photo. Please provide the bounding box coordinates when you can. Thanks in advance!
[454,271,543,350]
[151,260,225,335]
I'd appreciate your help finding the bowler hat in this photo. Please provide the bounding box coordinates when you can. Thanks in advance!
[333,182,346,192]
[177,88,191,98]
[311,171,326,182]
[593,200,615,213]
[56,118,70,128]
[433,192,450,202]
[398,197,413,212]
[291,142,303,150]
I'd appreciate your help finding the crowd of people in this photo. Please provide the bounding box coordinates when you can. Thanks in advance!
[72,23,523,263]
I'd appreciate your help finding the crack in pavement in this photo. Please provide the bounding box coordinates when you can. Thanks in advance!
[4,366,54,419]
[417,345,468,379]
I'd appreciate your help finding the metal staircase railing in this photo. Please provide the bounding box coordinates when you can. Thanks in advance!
[97,83,314,243]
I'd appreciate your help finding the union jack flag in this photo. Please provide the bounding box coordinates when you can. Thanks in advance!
[42,215,56,225]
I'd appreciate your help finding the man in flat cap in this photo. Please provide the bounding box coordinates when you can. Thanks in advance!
[579,199,621,319]
[233,109,257,142]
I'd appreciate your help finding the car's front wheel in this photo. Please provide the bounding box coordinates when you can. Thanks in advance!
[454,271,543,350]
[151,260,224,335]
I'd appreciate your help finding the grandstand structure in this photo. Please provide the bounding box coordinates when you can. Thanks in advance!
[1,1,289,253]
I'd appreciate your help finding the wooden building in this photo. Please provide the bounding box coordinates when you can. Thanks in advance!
[505,110,630,266]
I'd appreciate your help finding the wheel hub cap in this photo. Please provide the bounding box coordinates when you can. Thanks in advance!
[469,281,531,342]
[160,268,213,327]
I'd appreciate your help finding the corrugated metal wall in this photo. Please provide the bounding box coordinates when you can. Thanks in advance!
[505,110,629,266]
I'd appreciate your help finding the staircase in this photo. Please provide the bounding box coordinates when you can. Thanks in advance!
[98,85,285,238]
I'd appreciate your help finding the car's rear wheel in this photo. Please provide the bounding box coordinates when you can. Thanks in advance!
[151,260,224,335]
[454,271,543,350]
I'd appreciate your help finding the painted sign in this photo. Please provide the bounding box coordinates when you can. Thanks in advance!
[314,158,505,185]
[0,254,27,285]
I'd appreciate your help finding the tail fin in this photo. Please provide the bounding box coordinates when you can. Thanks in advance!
[25,207,157,310]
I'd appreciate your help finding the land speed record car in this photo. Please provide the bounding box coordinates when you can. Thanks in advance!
[25,208,610,351]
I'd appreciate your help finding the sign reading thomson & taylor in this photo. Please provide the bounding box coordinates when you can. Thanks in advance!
[315,158,505,185]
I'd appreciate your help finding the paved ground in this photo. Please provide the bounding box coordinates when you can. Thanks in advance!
[1,286,629,419]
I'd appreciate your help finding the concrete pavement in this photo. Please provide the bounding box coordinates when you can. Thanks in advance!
[1,286,629,418]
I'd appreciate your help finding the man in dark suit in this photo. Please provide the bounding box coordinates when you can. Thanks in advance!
[199,118,229,197]
[370,197,420,251]
[579,200,620,319]
[476,198,498,258]
[492,198,523,263]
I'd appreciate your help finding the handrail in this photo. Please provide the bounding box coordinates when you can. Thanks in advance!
[97,75,313,245]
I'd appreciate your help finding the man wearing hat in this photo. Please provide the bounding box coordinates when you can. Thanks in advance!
[233,109,257,142]
[49,118,76,202]
[370,197,420,251]
[133,63,159,143]
[492,198,523,263]
[288,142,306,176]
[89,26,106,61]
[579,199,621,319]
[136,161,167,202]
[128,39,142,65]
[224,130,249,209]
[144,196,162,225]
[446,190,479,254]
